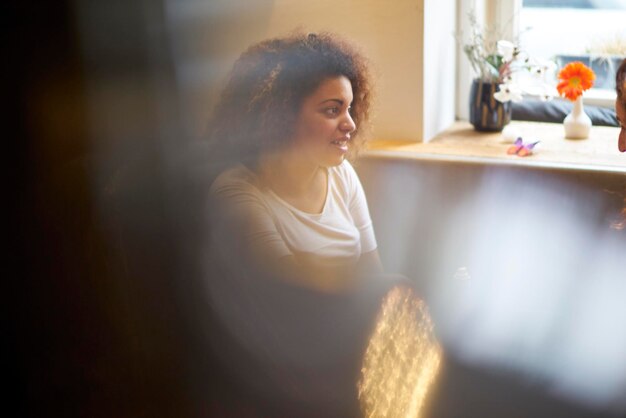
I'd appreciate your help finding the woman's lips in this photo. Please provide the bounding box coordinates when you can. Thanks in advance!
[330,139,349,151]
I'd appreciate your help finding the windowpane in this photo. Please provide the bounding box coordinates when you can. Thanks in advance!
[519,0,626,91]
[523,0,626,9]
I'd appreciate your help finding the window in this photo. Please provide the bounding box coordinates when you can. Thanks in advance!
[457,0,626,119]
[518,0,626,106]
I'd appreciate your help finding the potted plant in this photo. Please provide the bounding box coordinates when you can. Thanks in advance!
[557,61,595,139]
[459,12,554,132]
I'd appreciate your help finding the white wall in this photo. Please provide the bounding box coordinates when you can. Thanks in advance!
[424,0,457,141]
[265,0,426,141]
[167,0,456,142]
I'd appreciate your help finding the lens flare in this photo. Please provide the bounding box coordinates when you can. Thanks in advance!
[358,286,441,418]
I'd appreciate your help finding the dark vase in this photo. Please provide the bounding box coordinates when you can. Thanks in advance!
[469,78,512,132]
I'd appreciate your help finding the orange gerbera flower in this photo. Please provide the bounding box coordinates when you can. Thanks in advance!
[557,61,595,101]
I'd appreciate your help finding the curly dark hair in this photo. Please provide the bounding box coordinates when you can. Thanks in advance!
[617,58,626,108]
[207,32,372,169]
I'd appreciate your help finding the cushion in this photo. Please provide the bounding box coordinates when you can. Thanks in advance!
[512,98,618,127]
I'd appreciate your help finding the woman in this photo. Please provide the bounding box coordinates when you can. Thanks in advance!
[208,32,381,293]
[205,33,440,417]
[615,58,626,153]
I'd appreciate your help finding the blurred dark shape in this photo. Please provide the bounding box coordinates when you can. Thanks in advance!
[10,1,400,415]
[11,1,199,416]
[204,259,397,417]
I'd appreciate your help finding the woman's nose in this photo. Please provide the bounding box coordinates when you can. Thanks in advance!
[340,112,356,133]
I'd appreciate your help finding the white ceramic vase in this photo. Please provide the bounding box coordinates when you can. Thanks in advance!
[563,96,591,139]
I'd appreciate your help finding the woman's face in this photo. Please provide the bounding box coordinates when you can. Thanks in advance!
[290,76,357,167]
[616,97,626,153]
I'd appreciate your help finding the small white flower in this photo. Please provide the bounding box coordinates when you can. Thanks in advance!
[530,59,557,79]
[497,40,517,62]
[537,84,557,102]
[524,82,556,101]
[494,82,524,103]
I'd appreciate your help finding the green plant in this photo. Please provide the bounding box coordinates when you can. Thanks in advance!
[457,10,555,103]
[458,10,516,83]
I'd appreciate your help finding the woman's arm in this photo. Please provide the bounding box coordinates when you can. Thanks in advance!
[272,254,360,293]
[357,249,411,284]
[356,249,384,277]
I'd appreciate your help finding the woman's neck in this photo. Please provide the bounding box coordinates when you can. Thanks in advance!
[256,149,322,197]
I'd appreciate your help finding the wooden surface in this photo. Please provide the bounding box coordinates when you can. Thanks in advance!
[364,121,626,174]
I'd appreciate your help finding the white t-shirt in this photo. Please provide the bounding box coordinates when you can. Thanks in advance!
[209,160,377,271]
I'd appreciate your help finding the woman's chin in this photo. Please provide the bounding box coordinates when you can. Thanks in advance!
[323,145,348,165]
[321,155,346,167]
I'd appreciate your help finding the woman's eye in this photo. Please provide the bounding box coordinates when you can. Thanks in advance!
[324,107,340,116]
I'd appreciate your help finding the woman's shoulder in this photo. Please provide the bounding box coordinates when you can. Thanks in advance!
[329,159,359,186]
[210,163,261,196]
[327,160,364,203]
[330,159,357,175]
